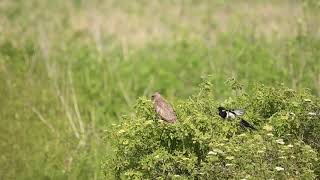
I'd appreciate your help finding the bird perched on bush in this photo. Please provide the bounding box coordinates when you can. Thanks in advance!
[218,107,256,130]
[151,92,177,123]
[218,107,245,119]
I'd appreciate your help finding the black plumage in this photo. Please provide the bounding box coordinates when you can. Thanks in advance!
[240,119,256,130]
[218,107,228,118]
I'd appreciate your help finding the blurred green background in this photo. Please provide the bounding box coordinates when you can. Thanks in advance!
[0,0,319,179]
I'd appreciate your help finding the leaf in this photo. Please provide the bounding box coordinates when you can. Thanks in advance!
[263,124,273,131]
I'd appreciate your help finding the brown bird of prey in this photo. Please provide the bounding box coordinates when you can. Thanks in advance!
[151,92,177,123]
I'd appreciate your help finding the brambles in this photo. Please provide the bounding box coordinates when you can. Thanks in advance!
[106,81,319,179]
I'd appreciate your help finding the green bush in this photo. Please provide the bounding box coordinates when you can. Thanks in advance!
[105,80,319,179]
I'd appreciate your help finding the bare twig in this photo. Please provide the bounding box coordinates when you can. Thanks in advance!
[68,66,86,146]
[32,107,57,136]
[143,76,154,96]
[117,79,133,107]
[58,92,80,139]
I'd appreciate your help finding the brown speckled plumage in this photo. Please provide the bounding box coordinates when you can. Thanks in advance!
[151,92,177,123]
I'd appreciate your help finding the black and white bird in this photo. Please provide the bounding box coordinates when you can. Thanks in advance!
[218,107,245,119]
[218,106,256,130]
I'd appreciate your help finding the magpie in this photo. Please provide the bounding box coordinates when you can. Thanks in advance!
[218,107,245,119]
[218,106,256,130]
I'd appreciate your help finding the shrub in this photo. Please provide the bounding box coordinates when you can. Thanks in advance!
[105,80,319,179]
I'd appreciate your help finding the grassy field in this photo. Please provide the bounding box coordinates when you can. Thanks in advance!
[0,0,319,179]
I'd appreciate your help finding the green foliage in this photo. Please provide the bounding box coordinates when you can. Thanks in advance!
[107,82,319,179]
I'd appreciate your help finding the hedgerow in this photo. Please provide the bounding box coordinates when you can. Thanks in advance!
[105,80,319,179]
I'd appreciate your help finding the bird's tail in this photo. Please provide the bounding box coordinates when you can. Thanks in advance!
[240,119,256,130]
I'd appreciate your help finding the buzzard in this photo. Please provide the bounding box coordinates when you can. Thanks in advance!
[151,92,177,123]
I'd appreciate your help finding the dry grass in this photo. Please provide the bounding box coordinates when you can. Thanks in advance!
[0,0,309,49]
[65,1,305,47]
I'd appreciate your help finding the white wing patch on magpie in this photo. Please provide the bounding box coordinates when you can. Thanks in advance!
[226,112,236,119]
[232,109,245,116]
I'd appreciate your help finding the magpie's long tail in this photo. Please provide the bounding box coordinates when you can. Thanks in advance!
[240,119,256,130]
